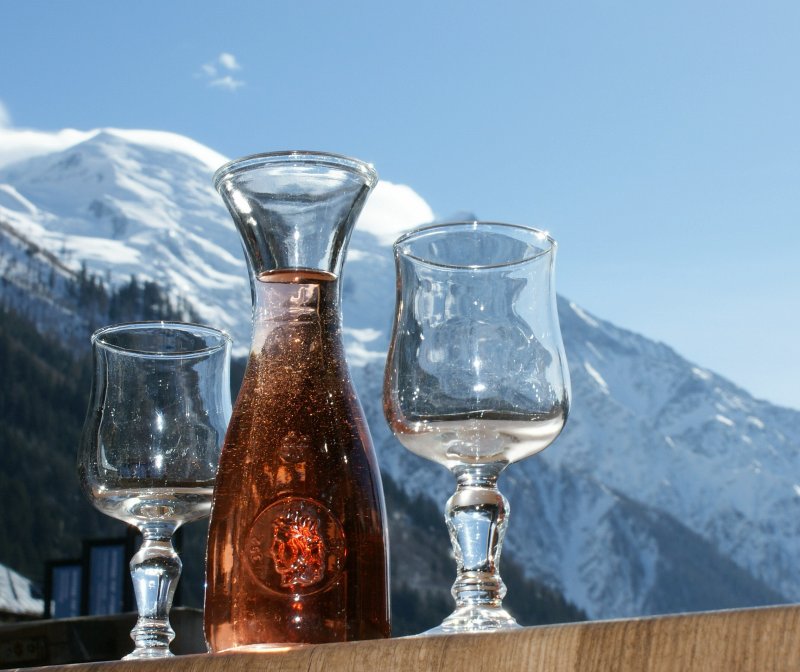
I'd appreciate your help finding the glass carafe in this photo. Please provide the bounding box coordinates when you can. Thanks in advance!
[204,152,390,650]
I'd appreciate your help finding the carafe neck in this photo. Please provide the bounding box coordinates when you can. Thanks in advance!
[250,269,342,356]
[214,151,378,279]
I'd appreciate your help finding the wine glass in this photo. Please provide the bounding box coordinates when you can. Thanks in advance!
[79,321,232,658]
[384,221,570,634]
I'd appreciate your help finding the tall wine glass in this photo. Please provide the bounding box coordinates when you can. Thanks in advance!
[79,322,232,659]
[384,222,570,634]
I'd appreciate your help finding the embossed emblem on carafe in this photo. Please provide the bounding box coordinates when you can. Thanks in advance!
[245,497,346,595]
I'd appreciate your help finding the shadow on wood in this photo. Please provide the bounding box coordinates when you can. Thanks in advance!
[0,607,204,668]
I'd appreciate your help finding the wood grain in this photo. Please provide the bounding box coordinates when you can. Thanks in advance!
[12,604,800,672]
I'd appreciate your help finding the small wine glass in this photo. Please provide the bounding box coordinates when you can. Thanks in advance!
[384,221,570,634]
[79,321,232,658]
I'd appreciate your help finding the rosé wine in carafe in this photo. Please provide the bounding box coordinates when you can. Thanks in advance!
[205,152,390,650]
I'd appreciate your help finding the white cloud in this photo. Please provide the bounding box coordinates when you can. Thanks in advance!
[210,75,245,92]
[0,100,11,128]
[198,53,245,91]
[218,52,240,71]
[358,181,435,245]
[0,127,95,169]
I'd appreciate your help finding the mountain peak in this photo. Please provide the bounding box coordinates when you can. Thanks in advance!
[95,128,228,170]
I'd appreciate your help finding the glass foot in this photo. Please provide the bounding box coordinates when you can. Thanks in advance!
[424,605,522,635]
[123,646,174,660]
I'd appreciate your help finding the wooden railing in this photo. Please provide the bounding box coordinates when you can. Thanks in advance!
[4,604,800,672]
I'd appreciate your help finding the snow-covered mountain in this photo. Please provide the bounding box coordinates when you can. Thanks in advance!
[0,562,43,618]
[0,129,432,355]
[1,128,798,620]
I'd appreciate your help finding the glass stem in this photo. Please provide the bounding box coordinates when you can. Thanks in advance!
[127,524,181,659]
[446,464,511,615]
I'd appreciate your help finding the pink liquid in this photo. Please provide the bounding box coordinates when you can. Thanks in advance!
[204,270,390,650]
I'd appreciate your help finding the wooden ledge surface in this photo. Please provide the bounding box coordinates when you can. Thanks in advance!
[12,604,800,672]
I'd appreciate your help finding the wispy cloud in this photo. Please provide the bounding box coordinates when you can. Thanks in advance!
[198,52,245,91]
[0,127,95,170]
[218,52,240,71]
[210,75,245,91]
[0,99,12,128]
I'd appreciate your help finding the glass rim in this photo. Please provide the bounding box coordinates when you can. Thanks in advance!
[213,150,379,192]
[393,221,557,271]
[91,321,232,358]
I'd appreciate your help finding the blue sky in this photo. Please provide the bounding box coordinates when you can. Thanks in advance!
[1,1,799,408]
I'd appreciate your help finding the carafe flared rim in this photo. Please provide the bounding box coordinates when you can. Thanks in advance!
[212,150,378,192]
[394,221,557,271]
